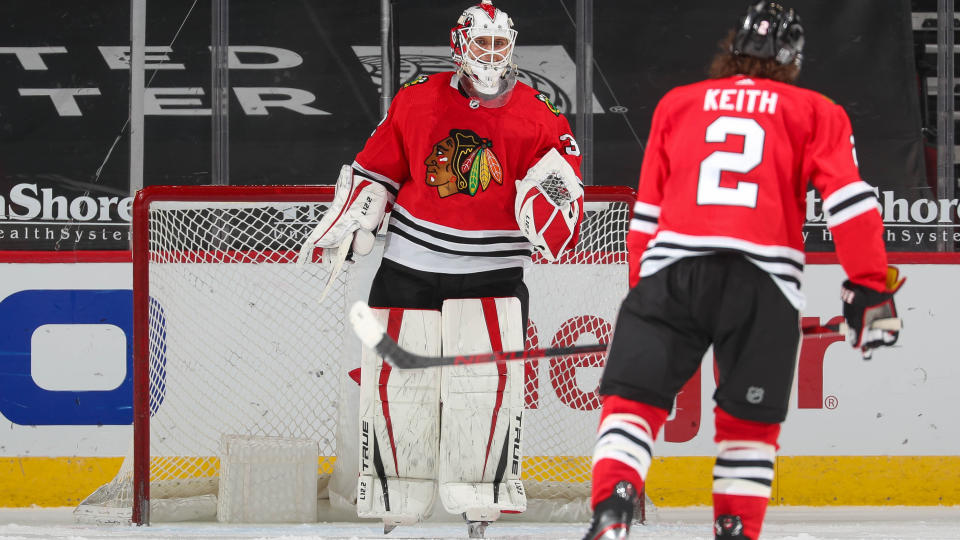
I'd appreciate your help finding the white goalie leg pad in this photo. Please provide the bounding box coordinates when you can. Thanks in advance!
[438,297,527,519]
[357,307,442,526]
[357,476,436,528]
[327,365,361,512]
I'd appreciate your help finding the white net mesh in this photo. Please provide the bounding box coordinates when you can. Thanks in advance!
[539,175,574,206]
[74,186,632,524]
[217,435,319,523]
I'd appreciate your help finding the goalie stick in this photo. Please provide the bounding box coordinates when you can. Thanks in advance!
[349,301,902,369]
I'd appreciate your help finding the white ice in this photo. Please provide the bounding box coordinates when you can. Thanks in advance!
[2,506,960,540]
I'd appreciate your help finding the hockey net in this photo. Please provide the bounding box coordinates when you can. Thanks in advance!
[74,185,640,525]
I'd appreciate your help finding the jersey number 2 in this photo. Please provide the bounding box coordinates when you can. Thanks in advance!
[697,116,764,208]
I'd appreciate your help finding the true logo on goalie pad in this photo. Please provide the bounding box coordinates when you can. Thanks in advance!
[361,420,371,472]
[511,413,523,475]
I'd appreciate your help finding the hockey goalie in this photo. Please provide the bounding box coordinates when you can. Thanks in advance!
[296,2,583,536]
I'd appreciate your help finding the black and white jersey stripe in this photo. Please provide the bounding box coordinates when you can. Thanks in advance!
[353,160,400,200]
[383,204,534,274]
[640,230,807,309]
[592,414,654,482]
[823,181,880,227]
[713,443,776,498]
[630,201,660,234]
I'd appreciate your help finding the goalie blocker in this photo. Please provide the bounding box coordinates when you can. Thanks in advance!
[296,164,390,302]
[296,164,389,266]
[349,298,526,532]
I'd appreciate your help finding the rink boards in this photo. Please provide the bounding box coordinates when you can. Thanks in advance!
[0,255,958,507]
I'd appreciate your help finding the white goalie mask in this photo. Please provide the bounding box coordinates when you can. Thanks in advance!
[450,0,518,106]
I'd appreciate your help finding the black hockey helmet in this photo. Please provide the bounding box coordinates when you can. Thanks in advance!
[732,2,804,67]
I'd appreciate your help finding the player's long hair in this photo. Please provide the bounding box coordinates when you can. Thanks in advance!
[708,30,800,83]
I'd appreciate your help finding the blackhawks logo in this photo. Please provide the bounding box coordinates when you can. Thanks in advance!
[535,93,561,116]
[402,74,429,88]
[424,129,503,198]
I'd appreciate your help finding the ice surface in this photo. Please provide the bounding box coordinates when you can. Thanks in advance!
[2,506,960,539]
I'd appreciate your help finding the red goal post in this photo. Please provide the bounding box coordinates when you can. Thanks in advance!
[74,184,637,525]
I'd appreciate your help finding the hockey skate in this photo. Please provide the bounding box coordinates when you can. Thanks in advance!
[581,481,637,540]
[466,519,491,538]
[382,517,405,535]
[714,514,750,539]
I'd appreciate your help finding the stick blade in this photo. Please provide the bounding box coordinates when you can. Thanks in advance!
[349,301,385,350]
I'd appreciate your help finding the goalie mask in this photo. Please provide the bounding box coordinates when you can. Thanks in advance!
[450,0,518,107]
[732,1,805,69]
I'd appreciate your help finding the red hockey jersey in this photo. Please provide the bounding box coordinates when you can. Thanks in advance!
[630,75,887,309]
[353,72,583,274]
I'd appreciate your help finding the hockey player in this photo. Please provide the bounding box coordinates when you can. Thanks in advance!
[298,1,584,537]
[582,3,904,540]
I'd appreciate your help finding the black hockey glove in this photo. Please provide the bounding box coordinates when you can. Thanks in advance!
[841,266,905,358]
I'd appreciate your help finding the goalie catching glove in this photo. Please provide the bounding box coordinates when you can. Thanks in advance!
[297,165,389,266]
[841,265,905,356]
[514,148,584,261]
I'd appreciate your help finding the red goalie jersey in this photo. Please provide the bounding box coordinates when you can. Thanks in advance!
[630,75,888,308]
[353,72,583,274]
